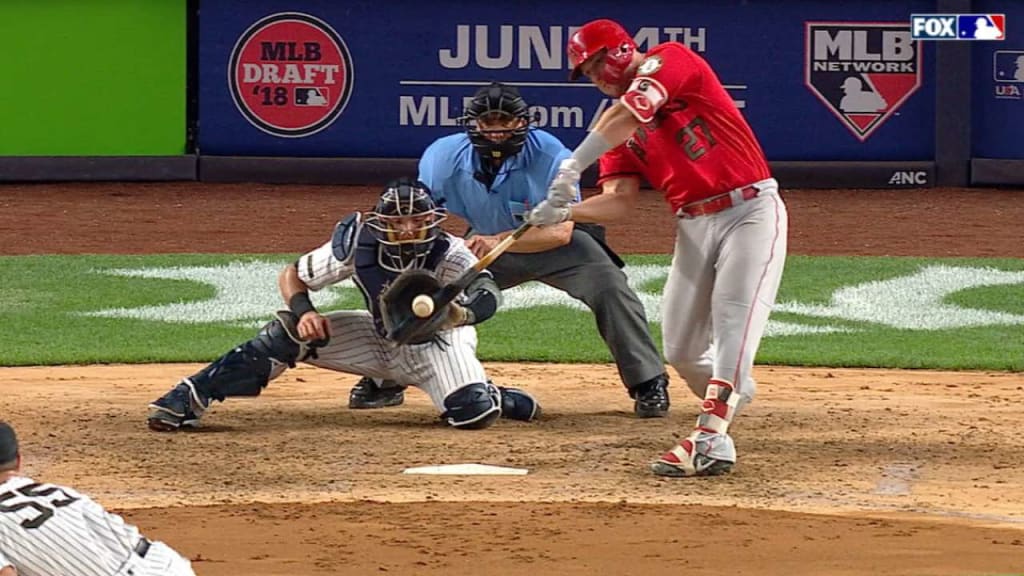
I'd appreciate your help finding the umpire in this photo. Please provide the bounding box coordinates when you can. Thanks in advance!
[350,82,670,417]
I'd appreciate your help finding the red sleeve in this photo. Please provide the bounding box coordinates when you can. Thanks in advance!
[620,43,703,123]
[597,144,641,184]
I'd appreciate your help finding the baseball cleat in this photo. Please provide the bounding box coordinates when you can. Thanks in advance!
[348,377,406,409]
[498,386,541,422]
[147,380,209,432]
[651,433,735,477]
[630,373,670,418]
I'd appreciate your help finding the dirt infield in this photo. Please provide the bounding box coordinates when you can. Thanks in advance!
[1,183,1023,575]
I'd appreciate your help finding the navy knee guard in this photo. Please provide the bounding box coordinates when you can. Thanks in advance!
[499,387,541,421]
[190,312,305,402]
[441,382,501,430]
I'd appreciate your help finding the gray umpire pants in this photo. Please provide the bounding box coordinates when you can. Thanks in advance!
[486,228,665,390]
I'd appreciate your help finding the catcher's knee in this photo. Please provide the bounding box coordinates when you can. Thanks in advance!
[191,312,307,401]
[441,382,501,430]
[250,311,315,365]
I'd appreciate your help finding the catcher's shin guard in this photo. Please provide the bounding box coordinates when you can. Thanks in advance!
[441,382,501,430]
[189,311,308,402]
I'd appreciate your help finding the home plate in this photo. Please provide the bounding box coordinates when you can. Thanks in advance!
[402,463,529,476]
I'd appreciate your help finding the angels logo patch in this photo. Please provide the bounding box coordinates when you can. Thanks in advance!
[229,12,354,138]
[805,22,922,141]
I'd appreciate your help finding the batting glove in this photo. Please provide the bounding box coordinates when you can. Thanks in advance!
[548,159,581,206]
[527,200,571,226]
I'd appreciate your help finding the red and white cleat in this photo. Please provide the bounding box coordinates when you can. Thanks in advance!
[651,433,735,478]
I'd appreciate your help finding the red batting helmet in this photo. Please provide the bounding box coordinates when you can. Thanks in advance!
[567,19,637,88]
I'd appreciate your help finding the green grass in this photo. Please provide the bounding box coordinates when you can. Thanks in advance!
[1,254,1023,370]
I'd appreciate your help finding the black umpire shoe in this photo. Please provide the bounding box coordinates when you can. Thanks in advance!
[348,377,406,409]
[630,373,670,418]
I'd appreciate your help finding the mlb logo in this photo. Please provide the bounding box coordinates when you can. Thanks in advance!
[295,87,329,106]
[993,50,1024,83]
[957,14,1005,40]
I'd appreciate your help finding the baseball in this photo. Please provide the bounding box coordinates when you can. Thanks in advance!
[412,294,434,318]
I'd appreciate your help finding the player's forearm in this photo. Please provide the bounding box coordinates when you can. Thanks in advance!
[578,103,641,164]
[570,189,638,223]
[278,264,311,301]
[279,264,317,317]
[0,564,18,576]
[461,275,502,324]
[564,103,639,173]
[506,222,573,253]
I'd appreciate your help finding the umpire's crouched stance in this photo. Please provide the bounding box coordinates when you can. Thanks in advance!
[147,179,539,432]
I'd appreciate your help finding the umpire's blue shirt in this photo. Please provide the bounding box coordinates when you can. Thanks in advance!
[418,129,579,235]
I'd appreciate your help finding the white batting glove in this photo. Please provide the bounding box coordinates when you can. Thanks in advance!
[547,158,581,206]
[527,200,571,226]
[547,176,576,207]
[557,158,582,181]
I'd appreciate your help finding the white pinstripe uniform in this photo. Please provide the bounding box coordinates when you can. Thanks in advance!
[289,232,488,411]
[0,476,194,576]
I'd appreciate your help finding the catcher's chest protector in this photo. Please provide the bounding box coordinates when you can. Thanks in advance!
[353,228,450,337]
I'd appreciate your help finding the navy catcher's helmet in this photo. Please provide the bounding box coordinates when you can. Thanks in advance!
[364,178,448,272]
[461,82,533,162]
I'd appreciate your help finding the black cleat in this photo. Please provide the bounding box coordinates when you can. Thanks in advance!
[348,377,406,409]
[498,386,541,422]
[147,380,208,431]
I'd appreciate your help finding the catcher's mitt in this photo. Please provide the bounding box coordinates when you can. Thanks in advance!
[380,269,457,345]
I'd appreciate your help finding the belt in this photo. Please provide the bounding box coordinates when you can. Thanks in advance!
[134,537,151,558]
[677,185,761,218]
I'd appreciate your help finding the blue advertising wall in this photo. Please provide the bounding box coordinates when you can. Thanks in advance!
[198,0,937,161]
[972,0,1024,159]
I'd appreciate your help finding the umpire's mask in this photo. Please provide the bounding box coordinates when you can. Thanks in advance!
[460,82,535,162]
[365,178,448,272]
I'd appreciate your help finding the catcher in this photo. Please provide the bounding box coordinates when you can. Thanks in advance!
[146,178,540,431]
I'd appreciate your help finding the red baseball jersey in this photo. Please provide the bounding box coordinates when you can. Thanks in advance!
[598,42,771,213]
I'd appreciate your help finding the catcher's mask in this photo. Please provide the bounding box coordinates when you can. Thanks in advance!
[460,82,535,162]
[365,178,448,272]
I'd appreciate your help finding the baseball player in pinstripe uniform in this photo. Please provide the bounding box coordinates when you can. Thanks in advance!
[0,421,195,576]
[146,178,540,431]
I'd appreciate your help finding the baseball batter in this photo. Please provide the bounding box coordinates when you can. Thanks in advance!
[0,421,195,576]
[147,178,539,431]
[529,19,788,477]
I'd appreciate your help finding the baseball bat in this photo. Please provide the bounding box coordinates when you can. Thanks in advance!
[389,221,533,343]
[439,220,533,301]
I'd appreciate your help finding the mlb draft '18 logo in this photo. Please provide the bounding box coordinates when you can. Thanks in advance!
[229,12,354,138]
[805,22,922,141]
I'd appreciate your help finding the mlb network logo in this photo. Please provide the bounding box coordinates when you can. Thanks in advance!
[911,14,1005,40]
